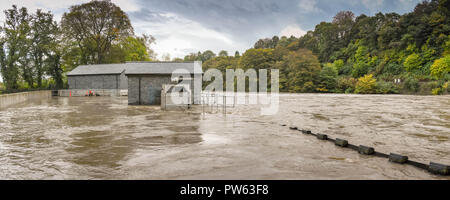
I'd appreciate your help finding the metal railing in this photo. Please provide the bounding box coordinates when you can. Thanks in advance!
[201,91,236,113]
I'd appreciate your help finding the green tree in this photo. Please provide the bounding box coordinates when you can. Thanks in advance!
[184,52,202,61]
[61,0,133,64]
[239,48,274,70]
[30,9,58,88]
[275,49,321,92]
[351,45,372,77]
[352,62,370,78]
[111,35,152,62]
[317,66,338,92]
[314,22,339,62]
[203,56,239,89]
[46,52,64,89]
[234,51,240,58]
[254,36,279,49]
[0,5,31,90]
[332,11,355,48]
[218,50,228,57]
[201,50,216,62]
[203,56,238,73]
[404,53,423,72]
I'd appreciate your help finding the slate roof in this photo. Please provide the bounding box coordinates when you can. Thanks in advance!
[67,62,203,76]
[67,64,126,76]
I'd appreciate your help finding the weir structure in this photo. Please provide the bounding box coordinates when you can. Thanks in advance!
[0,90,51,109]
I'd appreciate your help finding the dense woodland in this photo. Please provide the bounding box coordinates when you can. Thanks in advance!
[0,0,449,95]
[190,0,450,95]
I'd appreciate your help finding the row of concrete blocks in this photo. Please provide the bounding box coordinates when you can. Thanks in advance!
[285,125,449,176]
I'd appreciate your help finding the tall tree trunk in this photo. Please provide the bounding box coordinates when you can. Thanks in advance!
[36,53,43,88]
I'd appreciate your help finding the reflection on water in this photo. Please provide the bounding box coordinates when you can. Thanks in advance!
[0,94,449,180]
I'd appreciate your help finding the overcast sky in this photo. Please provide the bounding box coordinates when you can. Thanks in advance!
[0,0,421,60]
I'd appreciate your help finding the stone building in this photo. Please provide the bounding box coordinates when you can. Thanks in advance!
[67,62,203,105]
[67,64,128,90]
[125,62,202,105]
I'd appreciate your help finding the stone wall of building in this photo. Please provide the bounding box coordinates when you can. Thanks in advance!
[68,75,125,89]
[128,74,203,105]
[119,72,128,89]
[127,75,172,105]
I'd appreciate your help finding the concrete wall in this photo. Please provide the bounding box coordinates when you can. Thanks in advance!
[193,74,202,104]
[68,74,126,89]
[0,90,51,109]
[58,89,121,97]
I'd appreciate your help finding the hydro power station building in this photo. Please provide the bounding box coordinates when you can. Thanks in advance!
[67,61,203,105]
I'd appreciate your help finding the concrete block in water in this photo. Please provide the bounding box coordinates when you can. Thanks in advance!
[334,138,348,147]
[358,145,375,155]
[289,126,298,130]
[428,162,449,175]
[316,134,328,140]
[389,153,408,164]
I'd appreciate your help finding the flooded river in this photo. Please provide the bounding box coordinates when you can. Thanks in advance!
[0,94,449,180]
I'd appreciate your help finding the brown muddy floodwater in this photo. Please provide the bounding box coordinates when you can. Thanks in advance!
[0,94,449,180]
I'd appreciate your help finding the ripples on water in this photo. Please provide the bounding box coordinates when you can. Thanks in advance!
[0,94,448,180]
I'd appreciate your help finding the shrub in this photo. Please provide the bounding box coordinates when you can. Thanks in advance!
[383,63,404,75]
[355,74,377,94]
[443,82,450,93]
[376,81,399,94]
[432,87,443,95]
[403,76,420,92]
[419,81,439,94]
[430,55,450,78]
[445,73,450,81]
[302,81,315,93]
[345,88,354,94]
[337,77,357,93]
[18,81,31,90]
